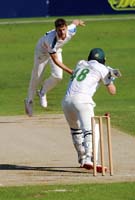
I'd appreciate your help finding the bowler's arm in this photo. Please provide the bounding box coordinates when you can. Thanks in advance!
[50,53,73,75]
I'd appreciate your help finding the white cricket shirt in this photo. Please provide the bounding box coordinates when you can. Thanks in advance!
[36,24,76,54]
[65,60,109,104]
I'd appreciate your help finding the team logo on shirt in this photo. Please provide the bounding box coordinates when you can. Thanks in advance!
[108,0,135,10]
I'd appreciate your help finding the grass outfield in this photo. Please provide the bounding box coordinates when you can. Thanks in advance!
[0,15,135,137]
[0,182,135,200]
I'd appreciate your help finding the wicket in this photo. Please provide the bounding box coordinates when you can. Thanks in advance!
[91,115,113,176]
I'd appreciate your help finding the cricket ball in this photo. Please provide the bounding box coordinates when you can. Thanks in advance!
[104,112,110,117]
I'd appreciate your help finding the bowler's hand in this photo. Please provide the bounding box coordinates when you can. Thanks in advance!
[72,19,86,26]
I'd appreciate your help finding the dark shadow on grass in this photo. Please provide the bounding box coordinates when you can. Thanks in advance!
[0,164,89,174]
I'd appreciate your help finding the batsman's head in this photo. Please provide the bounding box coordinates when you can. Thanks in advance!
[88,48,106,64]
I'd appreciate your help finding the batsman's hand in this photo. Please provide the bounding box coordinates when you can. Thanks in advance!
[107,66,122,78]
[111,69,122,78]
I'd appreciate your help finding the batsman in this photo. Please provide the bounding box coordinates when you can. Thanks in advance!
[62,48,121,172]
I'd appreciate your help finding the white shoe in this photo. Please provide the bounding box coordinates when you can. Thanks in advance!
[83,156,108,173]
[37,90,47,108]
[24,99,33,117]
[83,156,93,170]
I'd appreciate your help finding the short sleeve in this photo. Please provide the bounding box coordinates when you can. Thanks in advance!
[68,24,77,36]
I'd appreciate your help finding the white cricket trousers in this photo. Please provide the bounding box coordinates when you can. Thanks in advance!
[62,95,99,161]
[62,95,94,133]
[27,49,63,102]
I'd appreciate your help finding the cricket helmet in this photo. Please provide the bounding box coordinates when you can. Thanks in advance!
[88,48,106,64]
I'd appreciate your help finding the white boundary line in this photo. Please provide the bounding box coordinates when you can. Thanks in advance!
[0,15,135,25]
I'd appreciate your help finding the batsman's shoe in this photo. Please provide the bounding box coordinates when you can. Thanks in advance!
[24,99,33,117]
[37,90,47,108]
[83,163,107,173]
[83,156,94,170]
